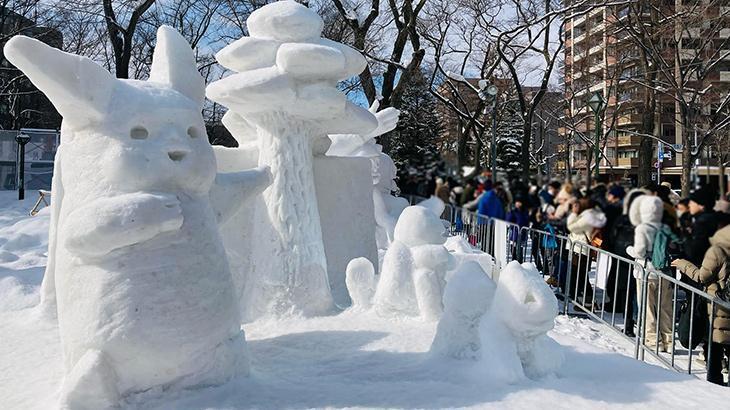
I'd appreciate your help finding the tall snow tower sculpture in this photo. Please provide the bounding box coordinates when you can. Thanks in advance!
[207,0,378,316]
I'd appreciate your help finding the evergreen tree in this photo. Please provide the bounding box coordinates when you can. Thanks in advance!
[495,101,523,178]
[387,71,443,185]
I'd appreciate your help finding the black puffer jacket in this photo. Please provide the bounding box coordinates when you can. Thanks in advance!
[607,189,648,258]
[684,211,719,266]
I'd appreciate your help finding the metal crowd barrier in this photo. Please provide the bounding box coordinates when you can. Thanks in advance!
[528,226,730,380]
[404,194,730,381]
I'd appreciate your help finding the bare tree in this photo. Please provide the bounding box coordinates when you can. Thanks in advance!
[330,0,427,111]
[0,1,62,129]
[101,0,156,79]
[617,0,730,195]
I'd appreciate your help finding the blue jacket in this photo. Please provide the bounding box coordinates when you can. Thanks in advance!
[477,190,505,222]
[506,208,530,227]
[506,208,530,241]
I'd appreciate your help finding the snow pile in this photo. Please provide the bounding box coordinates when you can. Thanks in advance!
[208,0,378,318]
[0,197,49,312]
[490,261,564,379]
[372,204,455,320]
[430,261,496,360]
[4,26,271,408]
[3,192,730,408]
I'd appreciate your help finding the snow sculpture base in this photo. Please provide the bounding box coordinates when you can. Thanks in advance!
[315,157,378,306]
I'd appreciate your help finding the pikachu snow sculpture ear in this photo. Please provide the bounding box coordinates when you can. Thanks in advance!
[4,35,115,127]
[148,25,205,108]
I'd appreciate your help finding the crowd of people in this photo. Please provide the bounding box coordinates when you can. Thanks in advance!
[418,174,730,386]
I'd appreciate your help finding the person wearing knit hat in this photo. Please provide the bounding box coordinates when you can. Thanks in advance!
[607,185,626,202]
[689,186,717,210]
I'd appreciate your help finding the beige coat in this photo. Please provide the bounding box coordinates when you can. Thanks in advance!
[674,225,730,344]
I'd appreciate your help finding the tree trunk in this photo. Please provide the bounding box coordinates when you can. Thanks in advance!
[680,106,692,197]
[637,88,656,187]
[719,159,726,198]
[456,118,469,173]
[521,121,532,182]
[251,113,333,316]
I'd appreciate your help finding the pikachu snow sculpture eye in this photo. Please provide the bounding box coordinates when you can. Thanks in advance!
[130,126,149,140]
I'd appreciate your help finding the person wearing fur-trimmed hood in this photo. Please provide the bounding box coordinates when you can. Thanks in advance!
[626,195,673,352]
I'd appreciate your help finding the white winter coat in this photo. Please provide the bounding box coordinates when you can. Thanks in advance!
[566,207,607,255]
[626,195,665,278]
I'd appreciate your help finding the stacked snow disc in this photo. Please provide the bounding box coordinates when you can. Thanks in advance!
[207,0,377,134]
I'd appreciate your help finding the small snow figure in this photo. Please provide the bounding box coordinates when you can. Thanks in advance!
[4,27,271,408]
[430,261,496,360]
[492,261,564,379]
[372,205,455,320]
[345,257,376,310]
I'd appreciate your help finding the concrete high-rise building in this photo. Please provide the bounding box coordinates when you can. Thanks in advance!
[561,2,730,189]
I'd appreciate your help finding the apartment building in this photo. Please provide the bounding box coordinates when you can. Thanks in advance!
[561,2,730,187]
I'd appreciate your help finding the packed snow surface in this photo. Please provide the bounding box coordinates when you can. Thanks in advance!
[2,192,730,408]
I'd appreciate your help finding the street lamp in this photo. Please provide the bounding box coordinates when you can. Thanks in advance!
[587,92,606,184]
[478,83,499,178]
[15,133,31,200]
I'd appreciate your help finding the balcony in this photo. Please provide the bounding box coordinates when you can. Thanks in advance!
[617,134,642,146]
[617,113,642,126]
[617,157,639,167]
[721,71,730,82]
[589,44,603,55]
[589,63,605,74]
[588,7,604,18]
[591,23,605,34]
[572,15,586,27]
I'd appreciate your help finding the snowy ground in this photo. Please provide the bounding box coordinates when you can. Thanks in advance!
[1,191,729,409]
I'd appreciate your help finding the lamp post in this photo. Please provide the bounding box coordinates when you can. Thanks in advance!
[478,82,499,178]
[587,92,606,186]
[15,133,31,200]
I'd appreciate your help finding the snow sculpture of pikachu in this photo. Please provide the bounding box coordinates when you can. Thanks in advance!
[4,26,271,409]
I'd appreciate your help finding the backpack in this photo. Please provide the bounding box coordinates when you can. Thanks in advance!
[541,223,558,250]
[649,224,679,270]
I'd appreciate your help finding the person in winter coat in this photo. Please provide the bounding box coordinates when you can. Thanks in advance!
[672,224,730,386]
[435,178,450,204]
[676,198,692,237]
[604,188,647,337]
[626,195,673,352]
[553,183,576,222]
[506,197,530,261]
[566,198,607,306]
[684,187,719,267]
[477,185,506,221]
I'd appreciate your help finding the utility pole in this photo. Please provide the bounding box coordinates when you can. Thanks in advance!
[15,133,31,200]
[588,92,606,187]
